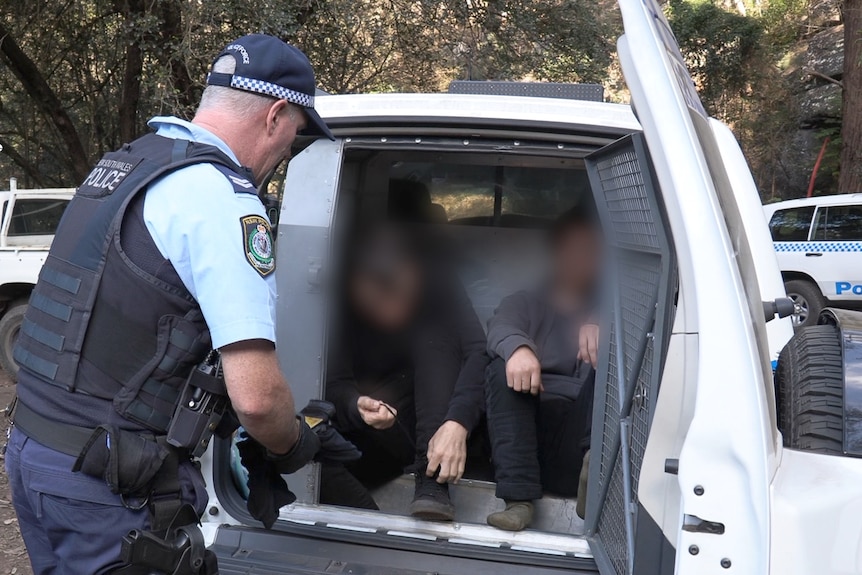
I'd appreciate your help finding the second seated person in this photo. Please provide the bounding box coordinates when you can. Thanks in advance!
[485,205,602,531]
[322,226,489,521]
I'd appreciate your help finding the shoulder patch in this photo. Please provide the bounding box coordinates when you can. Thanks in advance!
[212,164,258,195]
[228,174,254,189]
[240,215,275,277]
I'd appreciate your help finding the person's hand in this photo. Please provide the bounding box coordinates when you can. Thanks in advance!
[578,324,600,368]
[357,396,397,430]
[426,420,468,484]
[506,346,543,395]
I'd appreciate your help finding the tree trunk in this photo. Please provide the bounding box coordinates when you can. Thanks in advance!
[159,1,197,113]
[0,22,90,182]
[118,0,144,143]
[840,0,862,192]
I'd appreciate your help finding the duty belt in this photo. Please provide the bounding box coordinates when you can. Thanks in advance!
[11,398,186,533]
[11,398,96,457]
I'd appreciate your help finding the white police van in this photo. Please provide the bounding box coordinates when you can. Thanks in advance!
[0,181,73,377]
[764,195,862,327]
[197,0,862,573]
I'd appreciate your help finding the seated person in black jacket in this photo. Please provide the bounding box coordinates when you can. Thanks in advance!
[322,227,488,521]
[485,206,602,531]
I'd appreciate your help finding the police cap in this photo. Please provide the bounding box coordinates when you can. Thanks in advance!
[206,34,334,140]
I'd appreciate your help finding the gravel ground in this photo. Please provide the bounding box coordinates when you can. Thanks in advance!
[0,368,32,575]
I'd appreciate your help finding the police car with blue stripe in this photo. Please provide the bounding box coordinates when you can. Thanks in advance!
[764,194,862,327]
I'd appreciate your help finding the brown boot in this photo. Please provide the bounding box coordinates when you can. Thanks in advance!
[487,500,535,531]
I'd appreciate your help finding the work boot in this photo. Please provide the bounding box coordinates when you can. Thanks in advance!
[410,475,455,521]
[487,500,535,531]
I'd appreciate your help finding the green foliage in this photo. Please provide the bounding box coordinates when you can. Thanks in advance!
[0,0,843,198]
[0,0,617,186]
[761,0,811,46]
[667,0,812,198]
[666,0,768,111]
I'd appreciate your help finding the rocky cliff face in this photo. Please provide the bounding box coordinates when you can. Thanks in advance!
[778,0,843,198]
[797,25,843,122]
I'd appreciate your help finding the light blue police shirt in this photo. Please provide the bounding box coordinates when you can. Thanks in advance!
[143,116,277,349]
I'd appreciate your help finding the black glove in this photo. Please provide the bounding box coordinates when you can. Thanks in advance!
[237,416,320,528]
[237,402,361,529]
[300,400,362,465]
[265,417,321,474]
[260,401,361,472]
[236,434,296,529]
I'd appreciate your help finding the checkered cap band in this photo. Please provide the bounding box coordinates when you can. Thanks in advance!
[229,75,314,107]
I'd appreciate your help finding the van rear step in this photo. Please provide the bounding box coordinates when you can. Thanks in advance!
[272,500,591,558]
[212,526,599,575]
[371,475,585,535]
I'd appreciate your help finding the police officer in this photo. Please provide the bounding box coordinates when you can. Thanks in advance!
[4,35,353,574]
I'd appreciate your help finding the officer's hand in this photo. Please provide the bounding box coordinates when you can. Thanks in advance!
[507,346,543,395]
[357,396,397,430]
[426,420,468,484]
[261,401,362,475]
[237,434,297,529]
[577,324,600,369]
[301,400,362,464]
[262,418,320,475]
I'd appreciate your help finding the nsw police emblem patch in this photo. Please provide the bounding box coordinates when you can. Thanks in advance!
[240,215,275,277]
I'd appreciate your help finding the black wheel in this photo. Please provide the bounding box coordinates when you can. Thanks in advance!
[775,324,843,454]
[0,298,28,380]
[784,279,826,329]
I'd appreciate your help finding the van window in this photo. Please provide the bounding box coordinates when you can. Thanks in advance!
[768,207,815,242]
[8,199,69,236]
[389,161,592,227]
[811,205,862,241]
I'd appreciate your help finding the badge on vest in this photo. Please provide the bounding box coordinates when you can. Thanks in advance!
[241,215,275,277]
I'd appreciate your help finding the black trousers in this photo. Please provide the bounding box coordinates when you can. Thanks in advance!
[321,339,466,509]
[485,358,595,501]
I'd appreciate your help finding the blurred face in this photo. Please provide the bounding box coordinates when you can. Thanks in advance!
[350,262,421,332]
[553,225,603,295]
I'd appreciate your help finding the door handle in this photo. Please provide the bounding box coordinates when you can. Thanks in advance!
[805,252,823,257]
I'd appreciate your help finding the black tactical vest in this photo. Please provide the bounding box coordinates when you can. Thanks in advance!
[14,133,257,433]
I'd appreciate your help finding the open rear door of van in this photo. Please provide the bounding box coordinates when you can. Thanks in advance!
[581,0,786,574]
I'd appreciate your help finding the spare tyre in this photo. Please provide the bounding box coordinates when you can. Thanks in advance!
[775,324,844,454]
[0,299,28,380]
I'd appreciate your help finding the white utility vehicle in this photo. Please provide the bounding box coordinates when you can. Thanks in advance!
[195,0,862,573]
[0,180,73,376]
[764,194,862,327]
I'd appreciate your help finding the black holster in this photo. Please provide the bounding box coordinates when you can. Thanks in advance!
[72,425,171,497]
[115,505,219,575]
[72,424,187,534]
[72,426,215,574]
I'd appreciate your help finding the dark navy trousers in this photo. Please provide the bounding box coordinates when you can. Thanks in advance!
[4,427,207,574]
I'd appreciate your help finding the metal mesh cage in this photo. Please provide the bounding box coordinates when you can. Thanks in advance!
[597,454,629,575]
[598,313,622,485]
[584,134,675,575]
